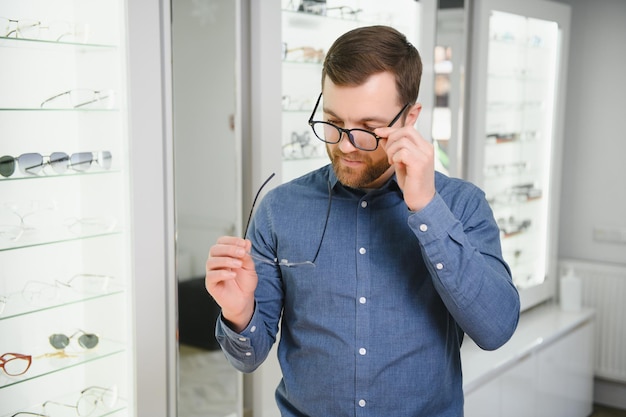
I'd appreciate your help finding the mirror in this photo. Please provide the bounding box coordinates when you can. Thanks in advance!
[171,0,241,416]
[433,0,468,178]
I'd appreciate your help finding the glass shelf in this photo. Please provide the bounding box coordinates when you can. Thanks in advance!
[282,9,373,25]
[0,229,123,252]
[282,109,313,114]
[0,108,119,112]
[0,285,124,321]
[282,59,323,67]
[0,339,125,390]
[0,36,117,50]
[0,170,121,183]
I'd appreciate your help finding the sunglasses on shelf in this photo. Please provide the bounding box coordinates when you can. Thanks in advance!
[49,330,99,351]
[0,151,112,178]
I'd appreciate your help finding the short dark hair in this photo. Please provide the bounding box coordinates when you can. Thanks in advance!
[321,25,422,106]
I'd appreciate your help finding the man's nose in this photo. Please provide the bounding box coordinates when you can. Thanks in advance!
[337,130,358,153]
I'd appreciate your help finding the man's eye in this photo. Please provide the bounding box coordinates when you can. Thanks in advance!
[327,119,343,127]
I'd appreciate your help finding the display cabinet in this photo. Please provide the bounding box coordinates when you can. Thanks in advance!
[467,0,570,310]
[280,0,428,183]
[481,9,560,290]
[0,0,133,415]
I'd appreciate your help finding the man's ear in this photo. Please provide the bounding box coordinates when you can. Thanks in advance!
[404,102,422,126]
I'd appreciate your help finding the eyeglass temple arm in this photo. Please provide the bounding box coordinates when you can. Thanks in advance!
[40,90,71,108]
[42,400,75,411]
[387,102,410,128]
[243,173,276,238]
[310,180,333,264]
[308,93,323,124]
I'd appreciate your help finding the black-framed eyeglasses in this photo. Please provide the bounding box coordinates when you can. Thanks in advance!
[308,92,410,151]
[243,172,332,268]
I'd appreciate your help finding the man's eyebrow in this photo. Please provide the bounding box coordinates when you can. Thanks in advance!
[322,106,387,123]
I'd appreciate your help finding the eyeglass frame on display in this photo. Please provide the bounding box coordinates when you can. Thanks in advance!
[0,17,40,39]
[40,89,115,109]
[0,274,114,313]
[1,17,88,43]
[308,92,409,151]
[44,385,118,416]
[10,385,118,417]
[0,352,32,376]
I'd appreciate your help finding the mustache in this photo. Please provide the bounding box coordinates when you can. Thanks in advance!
[330,147,368,163]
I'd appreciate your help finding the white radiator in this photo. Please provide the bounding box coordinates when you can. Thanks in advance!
[559,259,626,383]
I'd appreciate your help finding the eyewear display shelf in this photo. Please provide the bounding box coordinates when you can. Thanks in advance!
[0,1,132,416]
[480,10,559,291]
[467,0,570,309]
[280,0,420,183]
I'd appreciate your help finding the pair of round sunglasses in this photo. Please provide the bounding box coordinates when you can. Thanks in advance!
[49,330,99,351]
[0,151,112,178]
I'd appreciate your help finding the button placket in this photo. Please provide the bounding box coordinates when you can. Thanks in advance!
[355,196,371,413]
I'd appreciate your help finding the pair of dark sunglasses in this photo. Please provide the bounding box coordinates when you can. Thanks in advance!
[49,330,99,350]
[0,151,112,178]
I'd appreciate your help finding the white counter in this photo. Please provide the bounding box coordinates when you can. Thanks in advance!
[462,302,595,394]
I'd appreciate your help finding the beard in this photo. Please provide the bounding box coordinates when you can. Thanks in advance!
[327,145,391,189]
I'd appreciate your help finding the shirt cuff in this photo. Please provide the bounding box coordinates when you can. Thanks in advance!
[407,192,458,244]
[215,305,262,367]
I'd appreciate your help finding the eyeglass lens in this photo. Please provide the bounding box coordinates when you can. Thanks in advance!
[0,155,15,177]
[311,123,379,150]
[78,386,118,415]
[63,273,111,293]
[0,352,32,376]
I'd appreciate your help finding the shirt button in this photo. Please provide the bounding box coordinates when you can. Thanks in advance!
[361,201,368,208]
[359,297,367,304]
[250,326,256,333]
[359,247,366,255]
[359,399,366,407]
[436,262,444,270]
[419,224,428,232]
[238,337,247,342]
[245,352,252,356]
[359,348,367,355]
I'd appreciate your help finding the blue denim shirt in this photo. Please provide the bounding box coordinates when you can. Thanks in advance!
[216,165,520,417]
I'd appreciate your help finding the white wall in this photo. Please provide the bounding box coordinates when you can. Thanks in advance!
[555,0,626,408]
[556,0,626,264]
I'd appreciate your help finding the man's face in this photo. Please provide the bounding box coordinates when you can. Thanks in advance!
[322,72,404,189]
